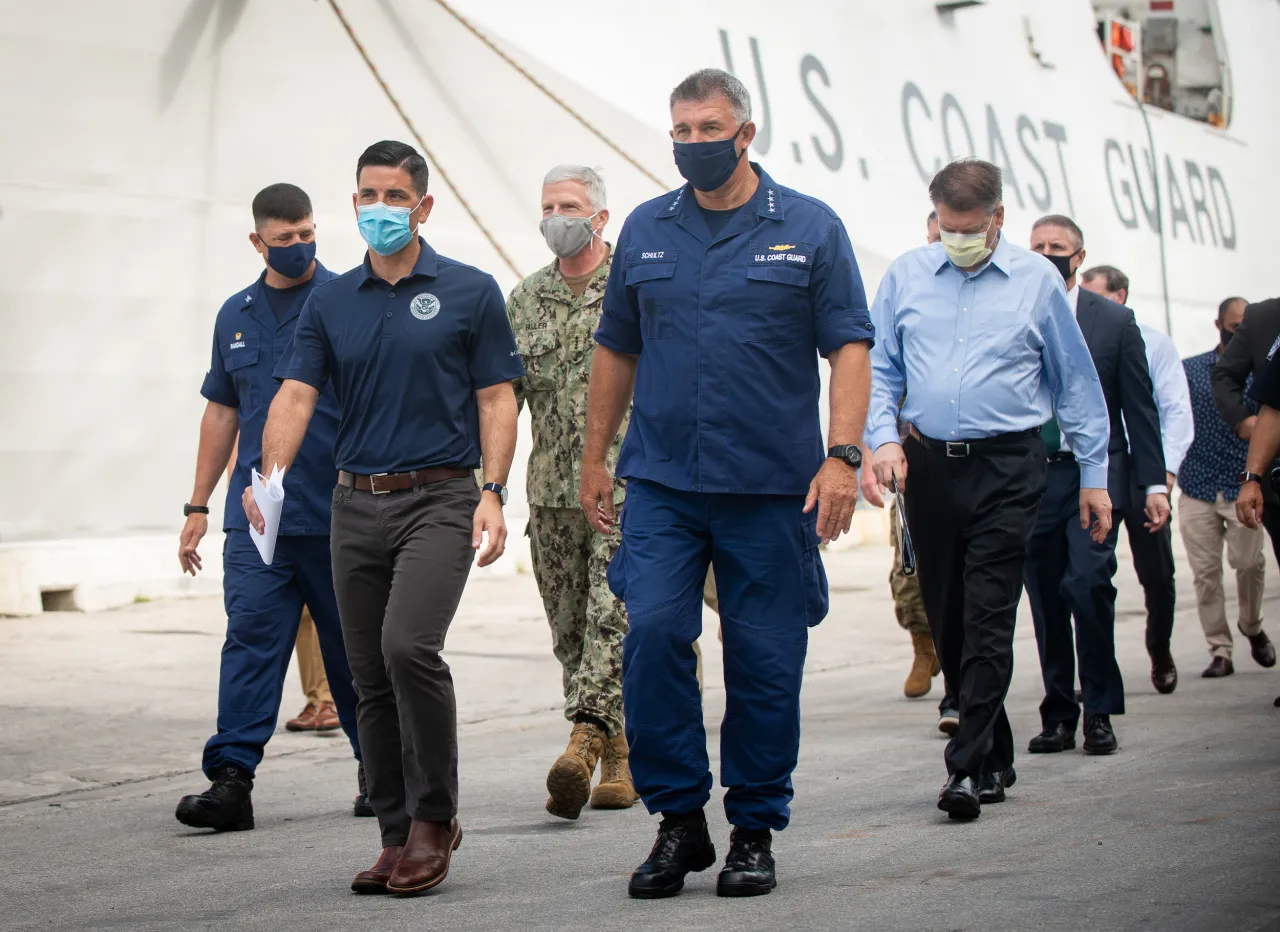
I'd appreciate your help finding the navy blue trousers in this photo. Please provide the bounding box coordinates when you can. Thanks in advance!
[1025,461,1127,729]
[202,531,360,777]
[608,479,828,831]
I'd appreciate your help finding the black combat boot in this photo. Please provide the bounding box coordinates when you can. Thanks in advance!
[174,764,254,831]
[628,810,716,898]
[716,827,777,897]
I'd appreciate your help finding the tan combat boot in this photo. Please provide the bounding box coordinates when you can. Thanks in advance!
[545,722,605,820]
[904,631,941,698]
[590,731,639,810]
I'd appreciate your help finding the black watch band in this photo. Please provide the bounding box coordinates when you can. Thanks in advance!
[481,482,508,506]
[183,503,210,516]
[828,444,863,469]
[1240,471,1265,486]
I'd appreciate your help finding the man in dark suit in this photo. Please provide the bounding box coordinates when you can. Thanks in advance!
[1023,215,1169,756]
[1211,296,1280,561]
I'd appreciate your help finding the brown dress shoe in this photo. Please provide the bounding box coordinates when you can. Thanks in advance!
[1202,656,1234,678]
[1239,626,1277,668]
[385,819,462,896]
[351,845,402,894]
[313,700,341,732]
[285,702,319,732]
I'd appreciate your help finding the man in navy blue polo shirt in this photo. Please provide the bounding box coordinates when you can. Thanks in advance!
[249,141,523,896]
[175,183,362,833]
[579,69,873,899]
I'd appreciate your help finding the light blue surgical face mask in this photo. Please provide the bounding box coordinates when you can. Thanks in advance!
[356,196,424,256]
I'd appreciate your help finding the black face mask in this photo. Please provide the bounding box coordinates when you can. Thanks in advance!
[1044,250,1080,283]
[1220,327,1236,350]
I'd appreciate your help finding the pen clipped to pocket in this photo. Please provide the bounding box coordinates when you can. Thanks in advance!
[892,479,916,578]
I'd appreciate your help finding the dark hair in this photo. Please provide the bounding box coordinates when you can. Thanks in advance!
[927,210,938,223]
[1082,264,1128,294]
[251,183,312,228]
[1033,213,1085,248]
[928,159,1002,212]
[356,140,430,197]
[1218,296,1247,324]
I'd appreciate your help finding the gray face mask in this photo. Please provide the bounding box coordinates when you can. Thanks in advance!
[539,212,598,258]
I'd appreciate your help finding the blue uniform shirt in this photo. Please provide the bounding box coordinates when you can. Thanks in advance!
[595,165,873,495]
[275,239,524,475]
[865,236,1110,489]
[201,264,341,535]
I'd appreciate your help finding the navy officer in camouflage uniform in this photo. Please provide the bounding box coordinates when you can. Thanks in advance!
[508,165,638,820]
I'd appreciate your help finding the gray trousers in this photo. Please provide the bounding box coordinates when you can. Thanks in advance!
[330,476,479,847]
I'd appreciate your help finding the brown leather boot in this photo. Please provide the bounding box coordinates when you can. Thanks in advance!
[545,722,605,820]
[904,631,941,699]
[590,731,639,810]
[351,845,402,894]
[385,819,462,896]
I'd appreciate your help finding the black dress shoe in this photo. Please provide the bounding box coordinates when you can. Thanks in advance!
[628,811,717,899]
[937,773,980,820]
[175,765,254,831]
[1083,714,1118,755]
[716,827,776,897]
[1027,722,1076,753]
[977,767,1017,804]
[1202,656,1234,678]
[1150,651,1178,694]
[1239,626,1277,668]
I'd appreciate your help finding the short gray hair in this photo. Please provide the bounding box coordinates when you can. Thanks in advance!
[669,68,751,124]
[1033,214,1085,249]
[542,164,606,212]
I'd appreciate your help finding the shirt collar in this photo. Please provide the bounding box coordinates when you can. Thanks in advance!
[1067,283,1080,316]
[358,237,438,286]
[657,162,786,223]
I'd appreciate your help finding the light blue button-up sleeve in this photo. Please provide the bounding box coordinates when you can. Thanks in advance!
[865,263,907,451]
[1037,279,1110,488]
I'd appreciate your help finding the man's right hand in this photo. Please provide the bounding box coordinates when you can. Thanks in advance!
[243,485,265,535]
[872,442,907,493]
[1079,488,1113,543]
[579,462,617,534]
[178,513,208,576]
[1238,479,1265,529]
[860,461,884,508]
[1238,415,1258,441]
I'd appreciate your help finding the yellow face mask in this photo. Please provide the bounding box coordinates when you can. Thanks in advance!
[939,219,993,267]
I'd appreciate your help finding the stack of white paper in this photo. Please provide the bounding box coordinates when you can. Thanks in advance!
[249,465,285,565]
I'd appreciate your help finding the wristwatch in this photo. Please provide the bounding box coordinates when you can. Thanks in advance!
[481,482,508,505]
[828,444,863,469]
[183,503,210,516]
[1239,471,1265,486]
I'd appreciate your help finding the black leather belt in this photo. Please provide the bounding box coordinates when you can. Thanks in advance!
[338,468,470,494]
[908,425,1040,458]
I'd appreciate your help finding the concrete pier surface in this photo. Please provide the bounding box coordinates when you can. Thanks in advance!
[2,540,1278,932]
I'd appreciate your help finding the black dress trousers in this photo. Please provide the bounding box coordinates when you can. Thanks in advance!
[902,430,1047,778]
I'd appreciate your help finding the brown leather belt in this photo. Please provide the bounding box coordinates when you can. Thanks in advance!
[338,467,470,494]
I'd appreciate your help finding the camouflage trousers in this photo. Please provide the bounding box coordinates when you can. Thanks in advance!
[889,498,930,636]
[528,505,627,737]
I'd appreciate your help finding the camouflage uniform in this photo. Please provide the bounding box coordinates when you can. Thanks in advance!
[509,251,629,737]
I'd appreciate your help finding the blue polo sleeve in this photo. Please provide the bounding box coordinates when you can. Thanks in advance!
[200,327,237,407]
[595,224,643,355]
[810,216,874,357]
[469,276,525,389]
[274,291,330,390]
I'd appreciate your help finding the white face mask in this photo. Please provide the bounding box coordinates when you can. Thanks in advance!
[939,219,994,268]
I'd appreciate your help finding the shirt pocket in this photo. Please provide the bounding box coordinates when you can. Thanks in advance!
[517,326,559,392]
[220,330,261,410]
[743,243,815,344]
[625,260,677,339]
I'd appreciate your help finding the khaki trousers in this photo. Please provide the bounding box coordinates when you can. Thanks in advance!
[1177,492,1266,658]
[294,607,332,705]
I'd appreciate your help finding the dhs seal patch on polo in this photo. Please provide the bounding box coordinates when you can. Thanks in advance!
[410,293,440,321]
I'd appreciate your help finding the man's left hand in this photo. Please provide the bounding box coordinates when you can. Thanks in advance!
[1144,491,1171,533]
[472,493,507,567]
[804,459,860,544]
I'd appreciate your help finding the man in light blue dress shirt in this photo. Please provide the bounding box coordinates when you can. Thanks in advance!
[866,159,1111,821]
